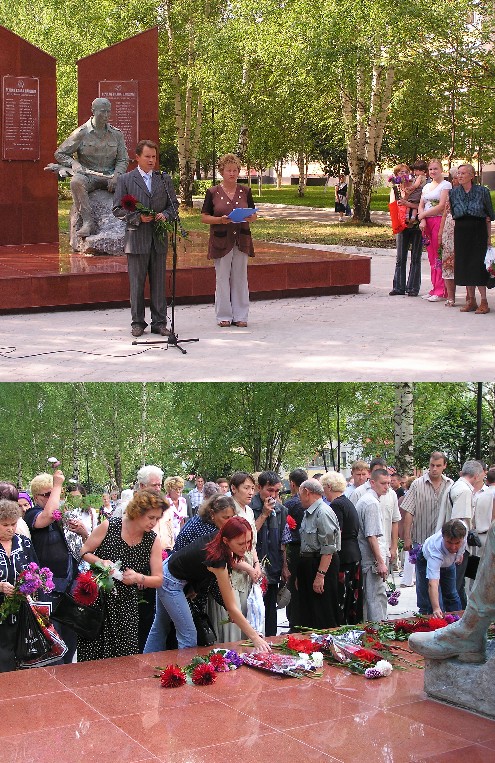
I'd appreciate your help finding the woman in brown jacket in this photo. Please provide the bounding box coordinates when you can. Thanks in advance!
[201,153,257,327]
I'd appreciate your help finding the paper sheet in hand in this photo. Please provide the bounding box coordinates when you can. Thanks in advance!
[228,207,257,222]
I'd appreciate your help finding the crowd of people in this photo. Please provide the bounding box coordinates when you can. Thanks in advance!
[390,159,495,312]
[0,453,493,671]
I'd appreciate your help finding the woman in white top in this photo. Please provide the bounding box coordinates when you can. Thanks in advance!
[207,471,263,640]
[164,476,188,540]
[418,159,452,301]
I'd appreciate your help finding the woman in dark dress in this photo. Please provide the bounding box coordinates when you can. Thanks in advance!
[201,153,257,327]
[450,163,495,314]
[77,489,165,661]
[0,500,39,672]
[321,471,363,624]
[144,516,271,653]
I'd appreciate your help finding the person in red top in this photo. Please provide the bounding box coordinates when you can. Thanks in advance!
[201,154,257,327]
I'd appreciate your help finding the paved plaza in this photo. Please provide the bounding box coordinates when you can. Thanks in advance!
[1,242,494,382]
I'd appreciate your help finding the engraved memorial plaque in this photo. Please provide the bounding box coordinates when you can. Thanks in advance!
[2,75,40,160]
[99,80,138,156]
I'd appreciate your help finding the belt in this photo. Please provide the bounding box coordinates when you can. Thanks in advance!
[299,551,321,558]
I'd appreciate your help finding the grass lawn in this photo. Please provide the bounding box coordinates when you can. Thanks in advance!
[179,208,395,248]
[229,184,392,211]
[58,197,395,248]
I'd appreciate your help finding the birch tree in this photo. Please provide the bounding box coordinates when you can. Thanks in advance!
[394,383,414,476]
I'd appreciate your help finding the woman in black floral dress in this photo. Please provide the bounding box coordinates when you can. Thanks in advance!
[78,490,165,661]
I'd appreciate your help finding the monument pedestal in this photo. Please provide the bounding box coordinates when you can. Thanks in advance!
[70,190,125,254]
[424,640,495,718]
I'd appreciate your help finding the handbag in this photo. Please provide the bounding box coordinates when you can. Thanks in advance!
[464,554,480,580]
[52,592,105,640]
[15,598,52,662]
[18,599,67,669]
[467,530,482,548]
[188,599,216,646]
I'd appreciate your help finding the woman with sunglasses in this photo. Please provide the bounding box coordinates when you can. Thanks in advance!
[25,469,86,663]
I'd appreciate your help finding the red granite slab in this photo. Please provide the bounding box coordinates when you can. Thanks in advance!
[0,232,370,312]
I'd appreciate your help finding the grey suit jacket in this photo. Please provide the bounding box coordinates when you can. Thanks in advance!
[113,168,177,255]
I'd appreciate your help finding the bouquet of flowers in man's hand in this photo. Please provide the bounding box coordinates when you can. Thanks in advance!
[120,194,173,243]
[72,560,122,606]
[0,563,54,622]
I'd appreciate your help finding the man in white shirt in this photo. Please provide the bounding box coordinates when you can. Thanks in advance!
[344,461,369,498]
[355,468,391,622]
[473,467,495,555]
[446,460,485,608]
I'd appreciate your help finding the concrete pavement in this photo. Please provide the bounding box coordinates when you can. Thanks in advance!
[1,237,493,381]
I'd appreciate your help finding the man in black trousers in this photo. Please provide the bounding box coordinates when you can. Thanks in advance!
[113,140,176,337]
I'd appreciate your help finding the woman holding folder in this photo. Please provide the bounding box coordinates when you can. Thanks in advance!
[201,153,257,327]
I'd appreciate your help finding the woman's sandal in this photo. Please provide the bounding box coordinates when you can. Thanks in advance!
[445,300,456,307]
[218,321,231,327]
[232,321,248,327]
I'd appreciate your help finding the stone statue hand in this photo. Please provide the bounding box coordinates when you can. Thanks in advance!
[107,174,118,193]
[71,159,84,175]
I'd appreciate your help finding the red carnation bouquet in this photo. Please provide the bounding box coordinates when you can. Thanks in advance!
[286,515,297,530]
[120,194,173,243]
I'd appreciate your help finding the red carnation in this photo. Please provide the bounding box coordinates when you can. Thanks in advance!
[287,635,314,654]
[286,515,297,530]
[353,648,379,664]
[121,194,138,212]
[394,619,416,634]
[191,663,216,685]
[427,617,449,630]
[208,653,228,672]
[160,665,186,688]
[72,571,99,606]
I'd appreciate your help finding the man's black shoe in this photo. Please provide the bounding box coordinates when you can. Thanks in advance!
[131,326,144,337]
[151,325,172,336]
[389,290,405,296]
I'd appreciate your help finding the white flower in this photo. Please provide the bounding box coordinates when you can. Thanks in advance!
[375,660,393,677]
[311,651,324,668]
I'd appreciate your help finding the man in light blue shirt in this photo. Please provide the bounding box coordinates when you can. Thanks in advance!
[415,519,467,616]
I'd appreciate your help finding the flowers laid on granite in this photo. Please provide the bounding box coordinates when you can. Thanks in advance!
[365,660,394,679]
[0,563,54,622]
[71,560,123,605]
[386,579,401,606]
[241,650,324,678]
[160,664,187,688]
[363,614,461,643]
[120,194,173,243]
[156,649,242,688]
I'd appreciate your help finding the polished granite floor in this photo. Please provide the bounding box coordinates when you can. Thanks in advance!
[1,640,494,763]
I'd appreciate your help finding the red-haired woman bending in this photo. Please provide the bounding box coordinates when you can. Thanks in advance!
[144,516,271,652]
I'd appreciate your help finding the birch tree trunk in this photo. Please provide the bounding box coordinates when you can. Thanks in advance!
[161,5,204,208]
[341,57,395,222]
[394,382,414,475]
[297,150,306,197]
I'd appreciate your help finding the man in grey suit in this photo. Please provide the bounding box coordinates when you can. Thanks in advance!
[113,140,177,337]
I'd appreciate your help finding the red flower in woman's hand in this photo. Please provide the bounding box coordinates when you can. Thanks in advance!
[160,665,186,688]
[191,663,216,685]
[121,194,138,212]
[286,515,297,530]
[72,571,99,606]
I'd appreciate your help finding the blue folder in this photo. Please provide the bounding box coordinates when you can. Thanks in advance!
[228,207,258,222]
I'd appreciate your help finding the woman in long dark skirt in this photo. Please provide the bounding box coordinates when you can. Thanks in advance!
[450,163,495,314]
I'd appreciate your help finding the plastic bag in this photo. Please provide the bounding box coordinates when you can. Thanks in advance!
[246,582,265,635]
[15,599,52,662]
[484,245,495,276]
[18,599,67,668]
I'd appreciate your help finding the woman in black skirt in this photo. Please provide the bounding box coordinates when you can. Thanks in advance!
[450,164,495,314]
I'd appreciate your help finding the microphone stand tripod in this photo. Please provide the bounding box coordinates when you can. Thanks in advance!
[132,212,199,355]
